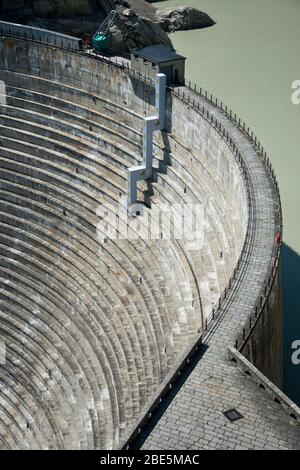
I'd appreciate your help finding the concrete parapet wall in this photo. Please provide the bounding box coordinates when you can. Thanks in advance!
[241,268,283,387]
[0,21,82,51]
[228,346,300,423]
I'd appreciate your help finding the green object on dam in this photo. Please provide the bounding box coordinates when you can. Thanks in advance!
[92,10,117,53]
[92,34,108,52]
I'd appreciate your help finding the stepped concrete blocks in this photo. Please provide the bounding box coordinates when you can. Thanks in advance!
[0,36,293,451]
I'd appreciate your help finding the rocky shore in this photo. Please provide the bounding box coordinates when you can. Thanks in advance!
[0,0,215,52]
[156,6,215,32]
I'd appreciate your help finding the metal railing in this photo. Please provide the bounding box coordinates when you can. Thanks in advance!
[0,22,155,86]
[121,84,282,449]
[174,80,283,350]
[171,86,254,341]
[80,49,156,87]
[0,21,82,51]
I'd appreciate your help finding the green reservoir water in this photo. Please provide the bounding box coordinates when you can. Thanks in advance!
[156,0,300,404]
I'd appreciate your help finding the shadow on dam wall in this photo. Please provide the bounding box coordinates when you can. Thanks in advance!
[130,344,209,450]
[282,243,300,406]
[128,243,300,449]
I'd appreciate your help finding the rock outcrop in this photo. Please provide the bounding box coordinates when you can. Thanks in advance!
[0,0,26,13]
[110,7,172,51]
[0,1,113,17]
[156,6,215,33]
[0,1,214,52]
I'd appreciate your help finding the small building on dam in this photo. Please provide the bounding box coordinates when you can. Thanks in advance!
[0,22,299,450]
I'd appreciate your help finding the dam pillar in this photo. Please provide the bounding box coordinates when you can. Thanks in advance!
[127,73,166,213]
[143,116,157,175]
[155,73,166,129]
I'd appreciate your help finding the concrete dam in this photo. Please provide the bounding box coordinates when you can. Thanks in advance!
[0,27,299,450]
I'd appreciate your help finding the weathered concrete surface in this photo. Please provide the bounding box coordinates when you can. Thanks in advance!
[0,37,246,449]
[228,347,300,423]
[242,270,283,387]
[0,36,297,450]
[138,87,300,450]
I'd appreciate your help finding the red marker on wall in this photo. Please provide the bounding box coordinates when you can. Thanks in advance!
[276,232,281,244]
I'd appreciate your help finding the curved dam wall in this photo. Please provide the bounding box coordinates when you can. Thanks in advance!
[0,35,285,449]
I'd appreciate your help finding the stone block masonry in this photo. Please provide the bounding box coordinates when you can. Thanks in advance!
[0,33,298,450]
